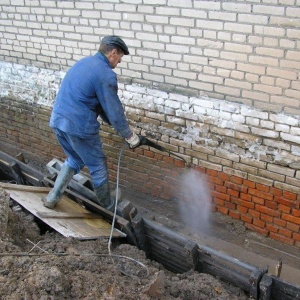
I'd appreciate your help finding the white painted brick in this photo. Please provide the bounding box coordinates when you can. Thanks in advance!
[169,93,189,103]
[290,126,300,136]
[238,14,268,24]
[260,120,274,129]
[232,114,245,123]
[224,22,252,33]
[168,0,192,7]
[286,7,300,17]
[209,11,236,21]
[146,15,168,24]
[166,44,189,54]
[253,5,285,15]
[241,107,268,119]
[196,20,223,30]
[270,113,299,126]
[281,132,300,145]
[182,9,207,18]
[219,111,231,120]
[234,123,250,133]
[194,1,220,10]
[267,164,295,177]
[255,25,285,37]
[246,117,260,126]
[170,17,194,27]
[222,2,251,13]
[171,36,195,45]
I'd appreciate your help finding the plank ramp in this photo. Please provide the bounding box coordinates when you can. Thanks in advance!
[0,182,126,240]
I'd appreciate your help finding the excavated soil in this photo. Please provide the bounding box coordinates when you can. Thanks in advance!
[0,195,251,300]
[0,142,251,299]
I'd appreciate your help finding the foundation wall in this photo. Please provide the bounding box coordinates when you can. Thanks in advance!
[1,1,300,247]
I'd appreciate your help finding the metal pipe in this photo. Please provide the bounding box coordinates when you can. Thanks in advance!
[139,136,187,163]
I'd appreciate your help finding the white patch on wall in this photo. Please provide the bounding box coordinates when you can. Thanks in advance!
[2,61,300,171]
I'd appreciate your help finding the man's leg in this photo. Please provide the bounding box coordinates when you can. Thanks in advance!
[64,132,117,211]
[43,129,84,208]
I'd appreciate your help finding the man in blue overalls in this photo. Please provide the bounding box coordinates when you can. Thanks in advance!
[43,35,140,211]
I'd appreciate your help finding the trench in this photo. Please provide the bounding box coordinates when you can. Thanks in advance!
[0,148,300,300]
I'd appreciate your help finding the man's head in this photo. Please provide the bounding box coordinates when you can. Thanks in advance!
[99,35,129,69]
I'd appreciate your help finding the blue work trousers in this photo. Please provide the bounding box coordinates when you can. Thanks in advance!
[53,128,108,187]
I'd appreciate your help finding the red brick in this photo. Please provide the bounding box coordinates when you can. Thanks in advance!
[227,188,239,197]
[248,209,260,218]
[240,193,252,202]
[293,232,300,242]
[278,204,291,214]
[214,198,225,206]
[225,182,247,193]
[255,204,280,217]
[163,156,174,164]
[231,175,243,184]
[292,208,300,217]
[208,177,225,185]
[218,206,229,215]
[265,200,278,210]
[270,187,283,196]
[243,179,256,188]
[248,188,273,201]
[194,165,206,173]
[261,213,273,223]
[275,196,298,208]
[229,210,240,220]
[237,205,248,214]
[286,222,299,232]
[241,214,252,224]
[174,159,185,167]
[246,223,269,236]
[283,191,297,201]
[154,153,163,160]
[269,232,294,246]
[219,172,230,181]
[207,169,218,177]
[278,228,292,238]
[232,197,255,209]
[266,223,279,233]
[252,196,265,205]
[282,213,300,225]
[256,183,270,192]
[215,185,227,193]
[211,191,230,201]
[253,218,265,228]
[273,218,286,227]
[225,202,236,210]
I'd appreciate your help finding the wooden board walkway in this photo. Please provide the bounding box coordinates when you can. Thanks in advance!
[0,182,126,240]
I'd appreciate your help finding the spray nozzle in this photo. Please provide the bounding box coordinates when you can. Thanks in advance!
[138,135,187,164]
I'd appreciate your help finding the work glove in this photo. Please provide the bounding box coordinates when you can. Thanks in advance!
[125,132,140,149]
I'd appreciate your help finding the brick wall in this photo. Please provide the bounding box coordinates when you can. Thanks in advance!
[1,0,300,247]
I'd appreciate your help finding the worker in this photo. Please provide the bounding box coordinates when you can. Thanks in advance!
[42,35,140,211]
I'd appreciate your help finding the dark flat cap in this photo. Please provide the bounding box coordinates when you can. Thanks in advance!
[101,35,129,55]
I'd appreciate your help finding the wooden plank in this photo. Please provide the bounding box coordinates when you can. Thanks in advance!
[0,182,51,193]
[36,212,99,219]
[1,183,126,240]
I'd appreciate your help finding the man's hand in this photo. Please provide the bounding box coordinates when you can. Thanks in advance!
[125,132,140,149]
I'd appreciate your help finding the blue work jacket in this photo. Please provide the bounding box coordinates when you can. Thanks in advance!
[50,52,132,139]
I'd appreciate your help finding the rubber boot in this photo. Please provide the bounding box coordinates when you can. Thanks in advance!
[42,164,75,209]
[93,182,121,212]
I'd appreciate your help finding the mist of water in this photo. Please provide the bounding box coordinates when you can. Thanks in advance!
[178,169,212,234]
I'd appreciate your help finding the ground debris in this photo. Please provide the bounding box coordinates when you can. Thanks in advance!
[0,195,251,299]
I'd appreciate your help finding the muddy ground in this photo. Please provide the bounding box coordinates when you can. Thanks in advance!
[0,142,254,299]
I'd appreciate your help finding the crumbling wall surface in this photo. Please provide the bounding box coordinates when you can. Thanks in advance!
[0,0,300,247]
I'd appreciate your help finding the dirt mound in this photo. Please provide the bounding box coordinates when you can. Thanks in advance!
[0,190,251,299]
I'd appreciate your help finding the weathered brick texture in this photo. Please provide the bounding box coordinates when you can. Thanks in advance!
[1,0,300,247]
